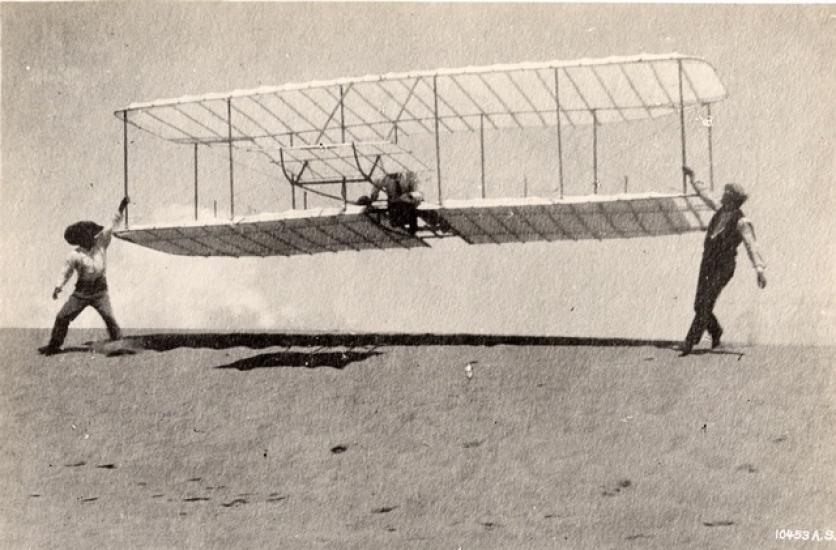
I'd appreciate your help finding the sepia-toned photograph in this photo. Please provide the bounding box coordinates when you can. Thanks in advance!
[1,3,833,548]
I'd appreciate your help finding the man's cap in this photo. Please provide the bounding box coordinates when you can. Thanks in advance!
[723,183,748,206]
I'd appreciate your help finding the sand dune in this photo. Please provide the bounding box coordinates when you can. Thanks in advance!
[1,328,833,549]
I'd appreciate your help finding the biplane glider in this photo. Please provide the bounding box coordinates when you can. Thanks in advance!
[113,53,726,257]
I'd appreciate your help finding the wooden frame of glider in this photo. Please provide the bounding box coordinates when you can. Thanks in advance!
[116,53,724,220]
[112,53,725,257]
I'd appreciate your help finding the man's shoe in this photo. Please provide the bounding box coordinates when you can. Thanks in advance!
[38,345,60,356]
[711,329,723,349]
[678,343,693,357]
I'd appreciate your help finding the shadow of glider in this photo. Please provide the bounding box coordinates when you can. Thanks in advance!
[59,333,743,363]
[126,332,695,371]
[112,53,724,257]
[125,332,682,352]
[214,349,383,371]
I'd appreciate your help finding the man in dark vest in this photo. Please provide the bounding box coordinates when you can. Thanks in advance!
[680,166,767,355]
[366,171,423,234]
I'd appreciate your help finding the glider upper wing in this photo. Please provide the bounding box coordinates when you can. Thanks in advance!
[116,53,725,151]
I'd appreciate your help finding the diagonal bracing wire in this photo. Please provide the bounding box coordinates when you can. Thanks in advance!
[321,86,388,141]
[560,68,596,118]
[589,66,628,123]
[352,79,434,135]
[194,101,253,141]
[379,79,437,134]
[171,105,228,140]
[244,95,311,144]
[384,78,423,140]
[533,69,576,127]
[448,75,498,129]
[679,63,702,107]
[423,77,476,132]
[648,61,677,106]
[407,79,456,132]
[273,92,326,141]
[141,109,203,142]
[503,71,548,127]
[297,86,355,144]
[617,64,653,118]
[476,73,524,128]
[231,103,287,148]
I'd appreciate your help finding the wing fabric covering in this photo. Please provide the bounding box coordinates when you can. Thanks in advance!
[433,194,712,244]
[114,195,712,257]
[117,53,726,156]
[114,207,428,257]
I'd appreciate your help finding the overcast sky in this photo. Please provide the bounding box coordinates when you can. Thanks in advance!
[1,3,833,345]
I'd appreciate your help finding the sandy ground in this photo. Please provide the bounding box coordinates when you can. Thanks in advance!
[0,328,833,549]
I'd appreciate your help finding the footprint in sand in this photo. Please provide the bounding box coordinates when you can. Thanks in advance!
[182,497,210,502]
[601,479,632,497]
[221,498,248,508]
[703,520,735,527]
[372,505,398,514]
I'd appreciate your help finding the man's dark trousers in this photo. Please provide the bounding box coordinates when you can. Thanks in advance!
[48,291,122,348]
[684,259,735,348]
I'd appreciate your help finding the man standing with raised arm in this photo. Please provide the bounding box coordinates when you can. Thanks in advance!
[680,167,766,355]
[39,196,130,355]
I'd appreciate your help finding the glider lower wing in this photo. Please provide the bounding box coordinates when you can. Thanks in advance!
[431,194,711,244]
[114,205,428,257]
[114,194,712,257]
